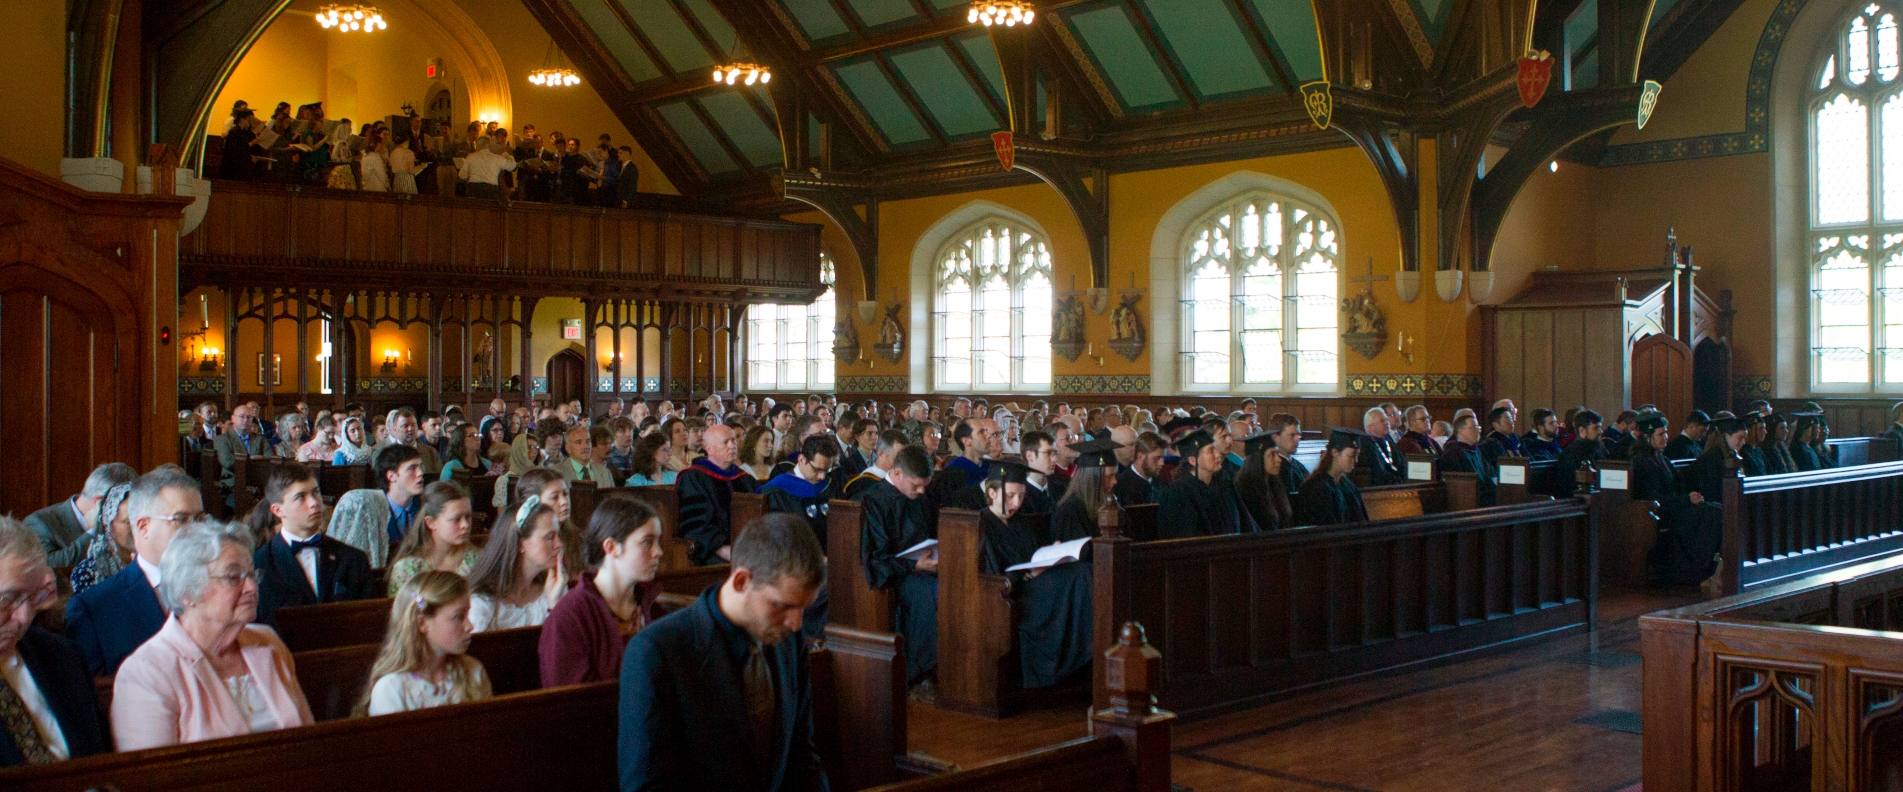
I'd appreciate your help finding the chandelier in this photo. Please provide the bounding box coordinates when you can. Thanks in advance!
[969,0,1035,26]
[712,62,772,86]
[529,68,580,87]
[316,4,387,32]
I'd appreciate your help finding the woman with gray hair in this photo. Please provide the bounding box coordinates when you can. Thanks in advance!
[110,519,312,749]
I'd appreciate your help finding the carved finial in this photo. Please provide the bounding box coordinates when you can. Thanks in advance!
[1103,621,1162,716]
[1097,499,1122,538]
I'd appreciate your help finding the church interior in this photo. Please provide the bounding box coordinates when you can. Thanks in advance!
[4,0,1903,788]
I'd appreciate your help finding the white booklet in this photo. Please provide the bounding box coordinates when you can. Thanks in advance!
[1005,537,1090,573]
[898,539,938,561]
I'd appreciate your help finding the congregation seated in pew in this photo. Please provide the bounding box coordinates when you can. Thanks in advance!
[677,424,758,566]
[539,496,664,687]
[1050,438,1123,542]
[1436,414,1499,507]
[66,467,204,677]
[465,495,567,633]
[246,465,375,625]
[69,477,137,596]
[974,461,1094,689]
[359,571,492,716]
[1292,427,1371,526]
[1233,430,1295,532]
[855,446,938,691]
[24,463,138,570]
[0,517,109,767]
[386,481,481,595]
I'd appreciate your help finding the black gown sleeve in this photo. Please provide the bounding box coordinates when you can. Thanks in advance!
[856,488,918,591]
[676,469,728,566]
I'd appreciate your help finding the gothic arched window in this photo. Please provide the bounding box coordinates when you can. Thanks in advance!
[746,253,835,390]
[1181,192,1341,392]
[933,220,1053,391]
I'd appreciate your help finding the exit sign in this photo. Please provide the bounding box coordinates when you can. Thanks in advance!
[425,58,443,80]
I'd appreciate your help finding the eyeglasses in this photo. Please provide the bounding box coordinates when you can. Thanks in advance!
[208,568,263,587]
[152,510,208,526]
[0,587,54,613]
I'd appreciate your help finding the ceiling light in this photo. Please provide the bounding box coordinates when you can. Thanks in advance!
[712,62,772,86]
[315,4,387,32]
[529,68,581,87]
[969,0,1035,26]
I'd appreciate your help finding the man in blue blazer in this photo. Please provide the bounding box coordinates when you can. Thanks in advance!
[65,468,202,677]
[0,518,109,766]
[619,512,828,792]
[251,466,374,625]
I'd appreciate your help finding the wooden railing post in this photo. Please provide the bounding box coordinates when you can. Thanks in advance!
[1090,531,1132,711]
[1718,456,1745,596]
[1091,621,1175,792]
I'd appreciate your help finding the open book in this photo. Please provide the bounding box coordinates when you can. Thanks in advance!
[898,539,938,562]
[1005,537,1090,573]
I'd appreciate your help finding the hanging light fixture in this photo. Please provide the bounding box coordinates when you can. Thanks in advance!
[712,62,772,86]
[527,38,581,88]
[315,3,387,32]
[969,0,1035,26]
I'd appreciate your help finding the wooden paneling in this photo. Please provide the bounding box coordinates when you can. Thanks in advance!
[1492,305,1630,419]
[1631,333,1692,419]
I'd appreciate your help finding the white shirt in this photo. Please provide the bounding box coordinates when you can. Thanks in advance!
[863,464,890,482]
[282,532,321,594]
[458,148,516,185]
[137,555,163,591]
[0,652,69,760]
[69,499,88,532]
[366,665,491,716]
[468,585,564,633]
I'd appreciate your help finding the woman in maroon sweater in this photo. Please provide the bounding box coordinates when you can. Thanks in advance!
[537,496,665,686]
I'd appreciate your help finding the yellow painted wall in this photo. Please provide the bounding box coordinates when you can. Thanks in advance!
[1610,0,1777,144]
[3,0,68,176]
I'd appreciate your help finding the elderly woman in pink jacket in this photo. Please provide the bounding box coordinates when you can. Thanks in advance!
[111,519,312,750]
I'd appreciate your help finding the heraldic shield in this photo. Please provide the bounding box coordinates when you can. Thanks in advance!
[1300,81,1332,130]
[1517,54,1552,108]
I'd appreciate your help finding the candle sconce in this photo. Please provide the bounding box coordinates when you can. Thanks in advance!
[1395,331,1415,365]
[381,349,400,374]
[198,347,222,373]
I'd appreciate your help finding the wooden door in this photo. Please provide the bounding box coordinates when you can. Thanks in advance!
[546,349,587,406]
[0,271,133,515]
[1631,333,1693,422]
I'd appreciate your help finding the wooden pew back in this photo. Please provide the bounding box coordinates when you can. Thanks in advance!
[294,626,545,721]
[199,448,224,518]
[318,463,370,501]
[1719,459,1903,593]
[934,508,1017,718]
[1359,480,1447,521]
[732,491,767,536]
[827,499,894,632]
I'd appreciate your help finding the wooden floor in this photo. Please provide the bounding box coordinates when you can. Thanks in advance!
[908,588,1698,791]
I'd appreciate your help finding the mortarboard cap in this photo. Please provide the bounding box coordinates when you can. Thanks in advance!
[1685,410,1711,426]
[1709,416,1746,436]
[1636,413,1670,434]
[986,458,1030,485]
[1070,437,1123,468]
[1323,425,1368,451]
[1242,431,1280,457]
[1173,429,1216,457]
[1160,416,1199,438]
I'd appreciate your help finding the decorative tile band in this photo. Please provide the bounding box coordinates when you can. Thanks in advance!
[836,376,911,393]
[1599,131,1760,167]
[597,377,615,392]
[179,377,226,395]
[1052,375,1152,394]
[1345,374,1485,398]
[644,377,661,393]
[360,378,429,393]
[531,377,548,395]
[1732,375,1774,399]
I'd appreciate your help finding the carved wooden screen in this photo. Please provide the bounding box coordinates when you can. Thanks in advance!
[1632,333,1693,424]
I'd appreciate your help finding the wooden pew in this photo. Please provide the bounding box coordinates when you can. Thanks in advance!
[827,499,893,632]
[934,508,1018,718]
[1359,480,1451,520]
[0,623,928,792]
[1120,503,1158,542]
[318,462,370,501]
[1639,553,1903,792]
[1092,498,1597,719]
[198,447,224,518]
[1715,458,1903,594]
[1585,460,1657,588]
[293,625,545,721]
[731,491,767,536]
[274,564,733,652]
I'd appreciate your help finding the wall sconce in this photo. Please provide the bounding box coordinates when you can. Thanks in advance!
[198,346,221,373]
[1395,331,1414,365]
[1086,342,1104,367]
[382,349,400,374]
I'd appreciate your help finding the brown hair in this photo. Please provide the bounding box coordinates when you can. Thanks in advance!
[392,481,472,565]
[352,571,487,717]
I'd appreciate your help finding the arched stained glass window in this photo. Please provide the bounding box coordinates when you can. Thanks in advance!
[933,220,1053,391]
[1181,192,1340,392]
[746,254,835,390]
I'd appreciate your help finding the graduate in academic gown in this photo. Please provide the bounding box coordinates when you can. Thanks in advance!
[926,419,996,524]
[1049,438,1125,543]
[1629,415,1724,587]
[1233,431,1295,532]
[1553,410,1607,498]
[1681,417,1749,503]
[1293,427,1370,526]
[852,446,938,686]
[1479,407,1524,470]
[676,424,758,566]
[1436,415,1498,507]
[1355,408,1406,487]
[1737,413,1769,477]
[1017,430,1062,521]
[757,435,840,643]
[1157,430,1246,537]
[1264,414,1310,497]
[1789,414,1831,472]
[1520,409,1565,462]
[976,461,1094,689]
[1663,411,1710,462]
[1757,414,1798,475]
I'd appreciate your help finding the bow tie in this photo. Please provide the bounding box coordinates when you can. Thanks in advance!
[287,535,324,554]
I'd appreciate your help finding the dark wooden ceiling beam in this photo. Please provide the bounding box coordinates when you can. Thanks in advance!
[1639,0,1749,83]
[1117,0,1200,111]
[872,51,952,147]
[1227,0,1300,93]
[605,0,681,82]
[776,172,881,299]
[1470,83,1645,272]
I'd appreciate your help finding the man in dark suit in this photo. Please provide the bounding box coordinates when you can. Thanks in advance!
[213,401,267,486]
[619,512,829,792]
[1113,430,1166,507]
[0,517,109,766]
[65,468,203,677]
[24,462,136,567]
[1356,407,1405,486]
[1663,410,1710,461]
[251,466,374,625]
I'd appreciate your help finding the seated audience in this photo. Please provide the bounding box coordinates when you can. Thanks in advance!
[1629,414,1724,587]
[625,432,679,487]
[66,467,203,677]
[1553,410,1606,497]
[0,517,108,766]
[1018,430,1063,517]
[467,495,568,632]
[248,465,374,625]
[976,461,1094,688]
[1158,430,1243,537]
[112,519,314,749]
[1664,411,1711,461]
[26,462,136,567]
[1293,427,1370,526]
[1789,413,1831,471]
[618,512,828,791]
[841,430,907,499]
[855,446,937,690]
[1356,408,1405,486]
[1437,415,1498,506]
[1396,406,1441,456]
[438,423,486,481]
[1737,413,1769,476]
[331,416,375,466]
[540,497,664,687]
[1265,414,1309,495]
[1758,413,1797,474]
[1682,417,1751,503]
[213,402,266,486]
[677,424,758,566]
[1049,438,1123,542]
[388,481,481,595]
[70,481,135,595]
[297,416,338,463]
[1522,409,1564,461]
[326,488,396,571]
[376,444,427,548]
[512,467,584,576]
[358,571,492,716]
[1234,431,1295,532]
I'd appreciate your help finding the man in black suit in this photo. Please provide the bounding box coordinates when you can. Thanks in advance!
[250,465,374,626]
[0,516,110,766]
[1356,407,1405,486]
[65,467,202,677]
[1663,410,1710,461]
[619,512,829,792]
[24,462,136,567]
[1113,430,1166,507]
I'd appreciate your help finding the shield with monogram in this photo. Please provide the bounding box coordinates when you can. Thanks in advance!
[1300,81,1333,130]
[1517,52,1552,108]
[1637,80,1663,129]
[991,131,1015,172]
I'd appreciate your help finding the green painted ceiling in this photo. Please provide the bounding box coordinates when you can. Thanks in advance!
[887,43,1001,137]
[1068,4,1184,111]
[1138,0,1279,99]
[832,57,936,146]
[656,100,741,174]
[570,0,662,84]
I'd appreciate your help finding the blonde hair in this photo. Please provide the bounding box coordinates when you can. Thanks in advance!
[353,571,486,717]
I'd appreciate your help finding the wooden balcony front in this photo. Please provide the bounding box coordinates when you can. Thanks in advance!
[180,179,824,303]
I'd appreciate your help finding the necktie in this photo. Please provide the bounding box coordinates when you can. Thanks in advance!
[578,463,590,482]
[744,641,774,758]
[0,671,53,765]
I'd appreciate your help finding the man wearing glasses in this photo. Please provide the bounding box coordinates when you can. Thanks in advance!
[0,515,107,766]
[65,468,204,676]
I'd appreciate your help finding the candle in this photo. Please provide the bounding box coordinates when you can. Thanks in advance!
[200,294,209,330]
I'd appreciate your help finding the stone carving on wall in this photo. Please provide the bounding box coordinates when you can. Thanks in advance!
[1051,294,1086,362]
[874,302,906,364]
[833,315,861,366]
[1340,288,1388,361]
[1107,291,1146,362]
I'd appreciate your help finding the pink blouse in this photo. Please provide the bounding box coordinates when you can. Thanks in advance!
[111,616,314,750]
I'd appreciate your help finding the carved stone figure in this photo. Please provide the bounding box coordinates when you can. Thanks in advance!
[1051,294,1086,362]
[833,315,861,365]
[874,302,905,363]
[1339,289,1388,361]
[1107,292,1146,361]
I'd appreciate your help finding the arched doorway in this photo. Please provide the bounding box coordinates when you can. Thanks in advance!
[546,349,588,407]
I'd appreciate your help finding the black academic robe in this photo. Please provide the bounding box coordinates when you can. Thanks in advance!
[1553,436,1605,498]
[840,446,872,479]
[1233,470,1293,533]
[1292,473,1367,526]
[1021,479,1058,520]
[1791,443,1830,472]
[1357,435,1404,486]
[1521,433,1564,462]
[252,534,374,626]
[1663,434,1702,461]
[1437,442,1497,507]
[1277,455,1311,496]
[1680,451,1739,503]
[978,511,1094,689]
[841,470,883,499]
[677,461,759,566]
[1883,424,1903,459]
[1112,465,1157,507]
[1049,497,1097,544]
[925,458,988,530]
[1631,449,1723,586]
[759,473,833,642]
[1758,443,1794,475]
[1047,469,1071,503]
[852,480,936,683]
[1156,472,1243,538]
[1739,445,1768,477]
[1480,431,1523,470]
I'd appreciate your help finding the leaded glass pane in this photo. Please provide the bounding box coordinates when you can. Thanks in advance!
[1293,251,1339,384]
[1823,54,1837,89]
[932,221,1051,389]
[1817,247,1872,382]
[1852,15,1873,85]
[1022,270,1052,385]
[1190,262,1231,385]
[1882,14,1900,81]
[1816,93,1871,224]
[1240,261,1282,383]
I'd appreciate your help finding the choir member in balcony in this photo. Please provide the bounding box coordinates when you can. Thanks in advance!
[1234,431,1295,532]
[1663,411,1710,461]
[677,424,759,566]
[1113,431,1167,508]
[978,460,1095,689]
[854,446,938,689]
[1629,414,1724,587]
[1356,408,1405,486]
[1521,409,1564,462]
[1738,413,1769,477]
[1265,413,1310,496]
[1682,416,1750,504]
[1293,428,1370,527]
[1437,415,1498,507]
[1397,406,1442,456]
[1553,411,1606,498]
[1050,438,1124,543]
[1158,430,1244,537]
